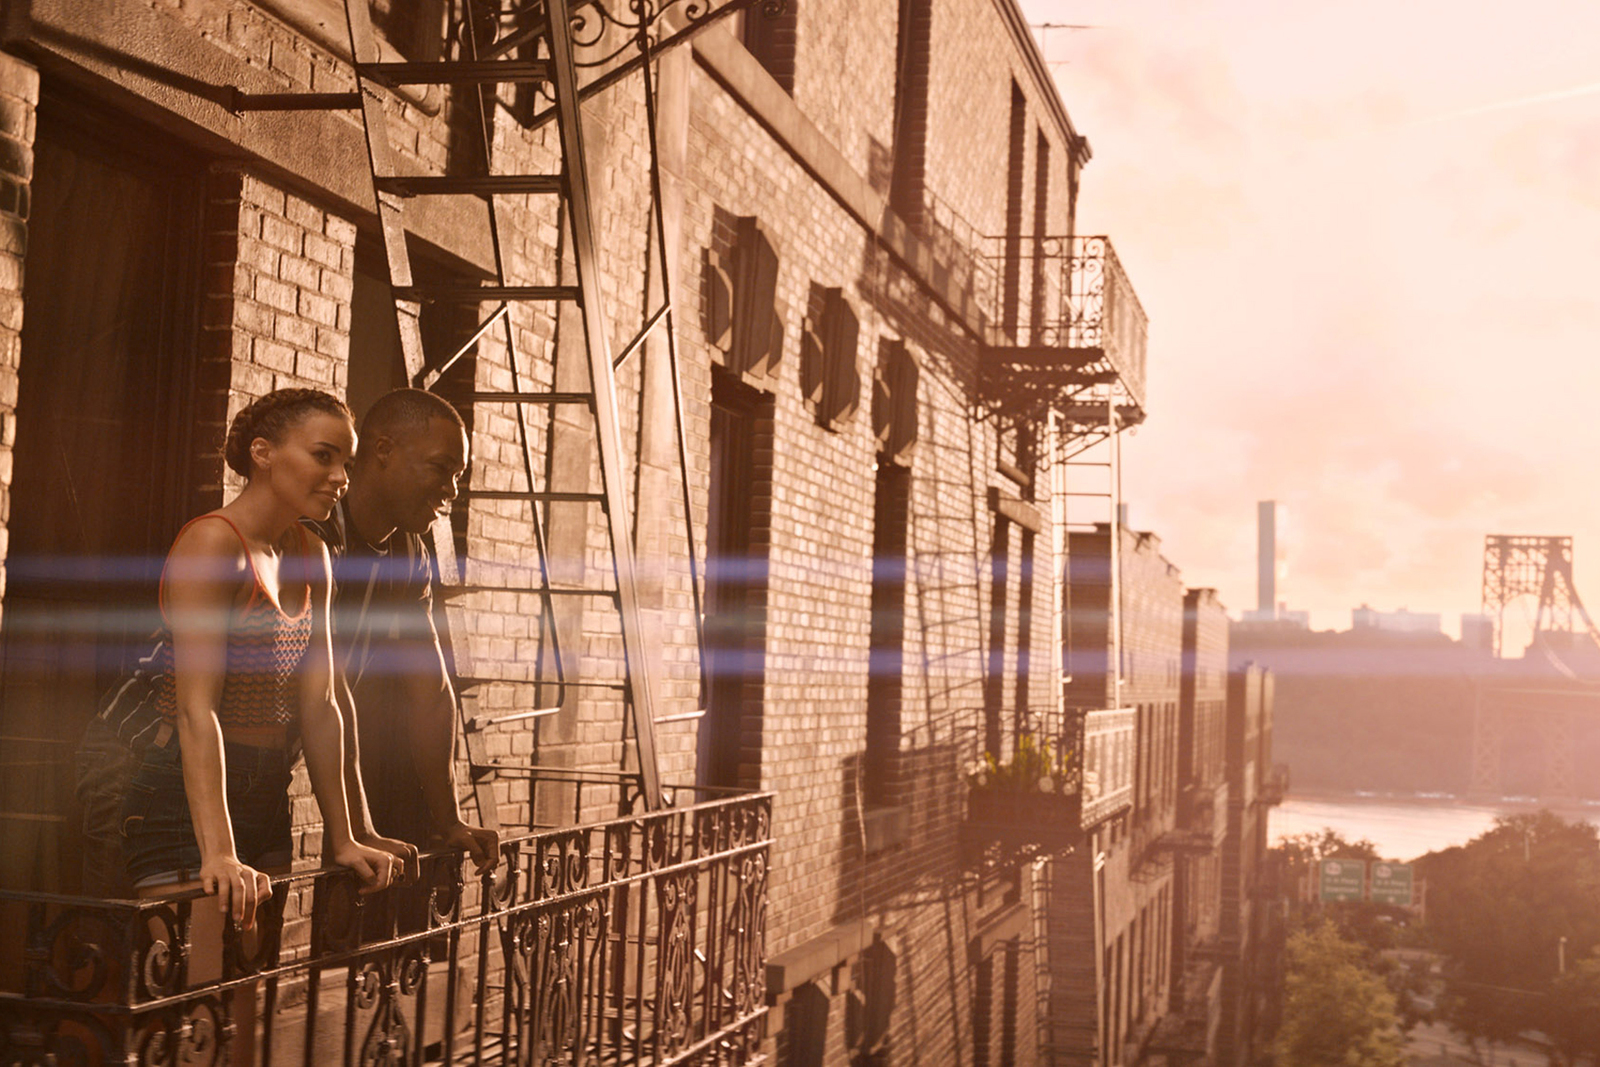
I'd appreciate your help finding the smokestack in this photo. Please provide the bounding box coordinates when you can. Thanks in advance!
[1258,501,1286,617]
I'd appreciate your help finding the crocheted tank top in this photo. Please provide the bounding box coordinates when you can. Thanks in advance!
[153,515,315,729]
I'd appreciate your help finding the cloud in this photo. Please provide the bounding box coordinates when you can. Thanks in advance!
[1023,0,1600,632]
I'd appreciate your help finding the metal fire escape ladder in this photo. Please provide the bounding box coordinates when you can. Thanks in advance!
[338,0,686,812]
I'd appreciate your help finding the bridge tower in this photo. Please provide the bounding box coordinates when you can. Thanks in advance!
[1474,535,1600,799]
[1480,535,1600,658]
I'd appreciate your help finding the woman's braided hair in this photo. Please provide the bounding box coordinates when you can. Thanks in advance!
[223,388,354,478]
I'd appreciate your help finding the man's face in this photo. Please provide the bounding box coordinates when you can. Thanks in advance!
[380,416,469,535]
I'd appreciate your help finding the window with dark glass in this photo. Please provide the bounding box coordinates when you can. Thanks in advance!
[700,370,770,789]
[800,284,861,430]
[703,209,783,390]
[890,0,932,226]
[741,2,799,94]
[872,338,919,465]
[1002,83,1027,340]
[866,459,910,807]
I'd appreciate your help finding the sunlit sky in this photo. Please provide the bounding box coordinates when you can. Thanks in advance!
[1021,0,1600,636]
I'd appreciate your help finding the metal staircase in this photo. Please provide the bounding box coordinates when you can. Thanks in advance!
[318,0,758,817]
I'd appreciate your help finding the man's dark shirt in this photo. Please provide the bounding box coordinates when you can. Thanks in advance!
[306,499,438,845]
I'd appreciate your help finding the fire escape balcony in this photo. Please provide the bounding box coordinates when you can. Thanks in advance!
[1132,782,1228,875]
[1167,780,1230,854]
[1259,763,1290,806]
[0,789,772,1067]
[962,706,1135,860]
[976,236,1149,427]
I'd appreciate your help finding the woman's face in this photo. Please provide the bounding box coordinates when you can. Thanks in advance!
[256,411,357,521]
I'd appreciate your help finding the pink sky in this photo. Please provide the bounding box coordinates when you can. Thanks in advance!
[1024,0,1600,636]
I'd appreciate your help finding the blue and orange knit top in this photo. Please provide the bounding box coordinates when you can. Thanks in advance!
[152,514,315,729]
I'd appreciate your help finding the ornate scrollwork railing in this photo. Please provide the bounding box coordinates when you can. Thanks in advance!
[0,790,772,1067]
[447,0,784,80]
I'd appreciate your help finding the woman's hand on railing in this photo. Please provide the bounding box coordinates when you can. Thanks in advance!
[198,853,273,932]
[329,839,402,895]
[358,832,421,886]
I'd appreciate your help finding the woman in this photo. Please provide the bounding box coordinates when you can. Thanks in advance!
[122,388,397,929]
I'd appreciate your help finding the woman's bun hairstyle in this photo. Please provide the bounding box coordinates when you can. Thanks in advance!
[224,388,354,478]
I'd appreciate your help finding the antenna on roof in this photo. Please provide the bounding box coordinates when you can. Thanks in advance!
[1029,22,1098,68]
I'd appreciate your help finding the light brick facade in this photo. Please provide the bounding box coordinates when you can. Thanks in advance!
[0,2,1255,1065]
[0,51,32,628]
[1057,525,1186,1067]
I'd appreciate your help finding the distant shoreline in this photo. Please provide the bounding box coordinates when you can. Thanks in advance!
[1270,794,1600,861]
[1285,790,1600,813]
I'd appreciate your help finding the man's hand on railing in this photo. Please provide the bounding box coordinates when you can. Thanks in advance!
[330,840,403,896]
[439,820,501,876]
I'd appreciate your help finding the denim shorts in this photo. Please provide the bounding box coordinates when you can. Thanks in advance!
[120,733,294,888]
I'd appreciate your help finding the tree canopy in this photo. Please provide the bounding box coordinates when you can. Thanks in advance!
[1417,811,1600,1046]
[1276,920,1405,1067]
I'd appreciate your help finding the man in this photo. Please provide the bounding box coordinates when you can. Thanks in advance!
[308,388,498,876]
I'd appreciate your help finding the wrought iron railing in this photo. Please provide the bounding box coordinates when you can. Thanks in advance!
[443,0,788,125]
[0,790,771,1067]
[979,236,1148,409]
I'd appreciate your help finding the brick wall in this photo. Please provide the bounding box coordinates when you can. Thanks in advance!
[196,168,355,506]
[5,0,1104,1063]
[0,52,35,627]
[1057,526,1189,1065]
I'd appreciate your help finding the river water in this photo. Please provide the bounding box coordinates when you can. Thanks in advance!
[1269,795,1600,861]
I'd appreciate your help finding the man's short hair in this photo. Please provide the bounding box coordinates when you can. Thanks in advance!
[359,388,466,443]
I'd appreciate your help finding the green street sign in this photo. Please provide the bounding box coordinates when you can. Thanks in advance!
[1320,858,1366,903]
[1370,862,1414,907]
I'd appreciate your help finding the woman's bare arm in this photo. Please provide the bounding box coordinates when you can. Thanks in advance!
[164,518,269,926]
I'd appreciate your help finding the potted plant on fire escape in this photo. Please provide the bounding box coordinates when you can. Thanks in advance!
[963,731,1084,858]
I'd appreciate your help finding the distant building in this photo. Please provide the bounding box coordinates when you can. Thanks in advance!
[1351,604,1442,635]
[1239,500,1308,629]
[1234,609,1310,632]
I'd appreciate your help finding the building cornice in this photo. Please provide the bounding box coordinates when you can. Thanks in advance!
[989,0,1092,165]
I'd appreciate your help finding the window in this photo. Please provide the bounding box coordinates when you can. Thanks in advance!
[974,953,993,1067]
[890,0,932,226]
[872,338,919,464]
[741,2,799,94]
[785,982,830,1067]
[866,459,910,807]
[1001,83,1027,340]
[1016,527,1035,733]
[371,0,447,61]
[703,210,784,390]
[847,940,897,1067]
[699,371,771,788]
[800,284,861,430]
[985,517,1012,757]
[1030,131,1051,341]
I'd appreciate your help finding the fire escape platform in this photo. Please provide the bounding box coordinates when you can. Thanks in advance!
[976,236,1148,426]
